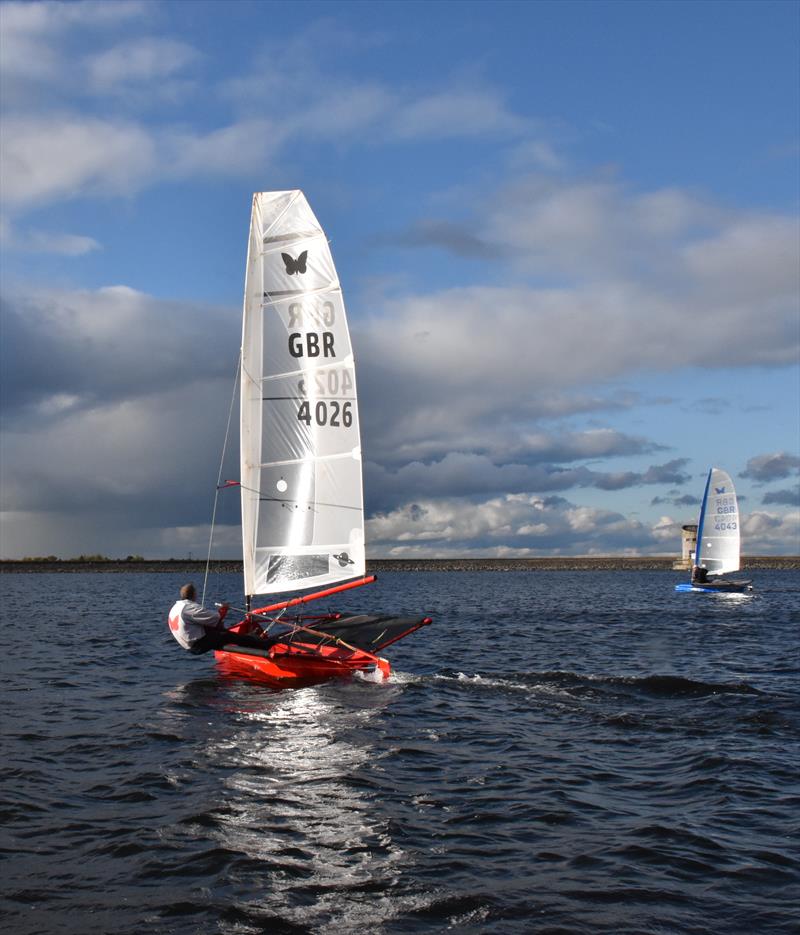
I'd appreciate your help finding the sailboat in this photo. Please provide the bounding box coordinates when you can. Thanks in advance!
[675,467,752,593]
[213,190,431,686]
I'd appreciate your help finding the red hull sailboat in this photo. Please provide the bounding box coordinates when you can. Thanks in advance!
[210,191,430,686]
[215,576,430,688]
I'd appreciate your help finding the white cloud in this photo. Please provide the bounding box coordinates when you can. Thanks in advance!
[366,492,667,557]
[390,88,528,140]
[507,139,564,172]
[0,1,151,99]
[479,175,726,278]
[0,11,796,560]
[682,215,800,301]
[356,268,796,465]
[0,219,100,255]
[742,451,800,484]
[220,21,531,146]
[87,37,199,91]
[742,510,800,554]
[29,230,101,256]
[163,119,283,176]
[285,84,395,139]
[0,11,540,222]
[364,493,800,558]
[0,113,286,211]
[0,114,157,208]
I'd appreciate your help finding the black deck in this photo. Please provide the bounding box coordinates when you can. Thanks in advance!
[288,614,431,652]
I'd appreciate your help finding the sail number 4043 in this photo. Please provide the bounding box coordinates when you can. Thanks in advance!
[714,522,737,530]
[298,400,353,427]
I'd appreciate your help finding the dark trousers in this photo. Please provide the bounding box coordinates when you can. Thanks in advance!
[189,628,276,655]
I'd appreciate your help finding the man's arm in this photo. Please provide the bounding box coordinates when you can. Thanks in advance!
[182,602,226,630]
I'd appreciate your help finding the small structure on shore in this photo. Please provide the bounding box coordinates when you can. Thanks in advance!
[673,524,698,570]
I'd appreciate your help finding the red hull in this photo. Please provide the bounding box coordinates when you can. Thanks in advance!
[210,595,430,689]
[214,640,390,689]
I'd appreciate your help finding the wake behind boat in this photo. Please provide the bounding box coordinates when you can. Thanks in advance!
[211,190,431,686]
[675,467,753,594]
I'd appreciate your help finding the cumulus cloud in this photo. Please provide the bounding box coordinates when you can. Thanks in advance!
[350,177,796,534]
[355,268,796,468]
[763,488,800,506]
[364,453,689,514]
[742,451,800,483]
[0,220,100,255]
[0,285,237,422]
[366,492,679,556]
[0,114,158,208]
[741,510,800,555]
[1,11,796,560]
[0,9,536,224]
[651,493,700,508]
[86,37,200,93]
[0,112,289,211]
[364,495,800,558]
[221,20,530,145]
[0,1,154,105]
[390,87,528,140]
[0,286,242,555]
[162,119,283,177]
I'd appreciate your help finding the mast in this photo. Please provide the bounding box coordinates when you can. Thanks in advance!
[694,468,713,567]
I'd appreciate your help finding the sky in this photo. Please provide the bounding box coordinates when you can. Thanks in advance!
[1,0,798,561]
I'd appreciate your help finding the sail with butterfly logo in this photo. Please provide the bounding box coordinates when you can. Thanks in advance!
[695,467,741,576]
[675,467,752,593]
[209,191,431,687]
[241,190,365,597]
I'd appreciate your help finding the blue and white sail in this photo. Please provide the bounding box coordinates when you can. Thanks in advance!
[240,191,365,597]
[695,467,741,575]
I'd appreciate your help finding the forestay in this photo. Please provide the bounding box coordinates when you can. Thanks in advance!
[695,467,741,575]
[240,191,365,597]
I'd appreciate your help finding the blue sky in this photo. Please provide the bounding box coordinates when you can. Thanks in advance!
[1,0,798,560]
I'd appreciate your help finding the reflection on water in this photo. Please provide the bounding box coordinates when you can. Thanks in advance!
[161,675,412,930]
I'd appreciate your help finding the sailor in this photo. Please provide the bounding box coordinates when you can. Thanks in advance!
[168,583,277,655]
[691,565,709,584]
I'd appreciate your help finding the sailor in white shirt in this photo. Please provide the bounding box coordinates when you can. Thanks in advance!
[168,583,276,654]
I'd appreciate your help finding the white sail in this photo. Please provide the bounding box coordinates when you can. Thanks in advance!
[695,467,741,575]
[240,191,365,597]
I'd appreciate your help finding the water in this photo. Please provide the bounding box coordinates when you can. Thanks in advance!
[1,569,798,934]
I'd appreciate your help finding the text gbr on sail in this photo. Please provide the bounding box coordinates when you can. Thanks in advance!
[287,300,336,358]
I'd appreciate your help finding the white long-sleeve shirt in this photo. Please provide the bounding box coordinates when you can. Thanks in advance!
[168,599,222,650]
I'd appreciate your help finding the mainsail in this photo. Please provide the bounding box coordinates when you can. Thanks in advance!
[240,191,365,597]
[695,467,741,575]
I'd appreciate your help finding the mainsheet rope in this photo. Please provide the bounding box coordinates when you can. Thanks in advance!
[202,353,241,606]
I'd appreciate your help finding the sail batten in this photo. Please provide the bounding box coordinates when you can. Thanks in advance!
[241,191,365,597]
[262,230,321,245]
[260,453,362,469]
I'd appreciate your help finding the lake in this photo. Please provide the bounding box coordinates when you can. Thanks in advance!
[1,569,798,934]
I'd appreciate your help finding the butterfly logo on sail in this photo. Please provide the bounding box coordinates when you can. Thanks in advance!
[282,251,308,275]
[715,486,726,494]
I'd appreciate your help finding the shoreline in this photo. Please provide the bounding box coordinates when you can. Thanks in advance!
[2,556,798,573]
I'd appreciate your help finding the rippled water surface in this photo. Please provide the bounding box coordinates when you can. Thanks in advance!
[2,570,799,934]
